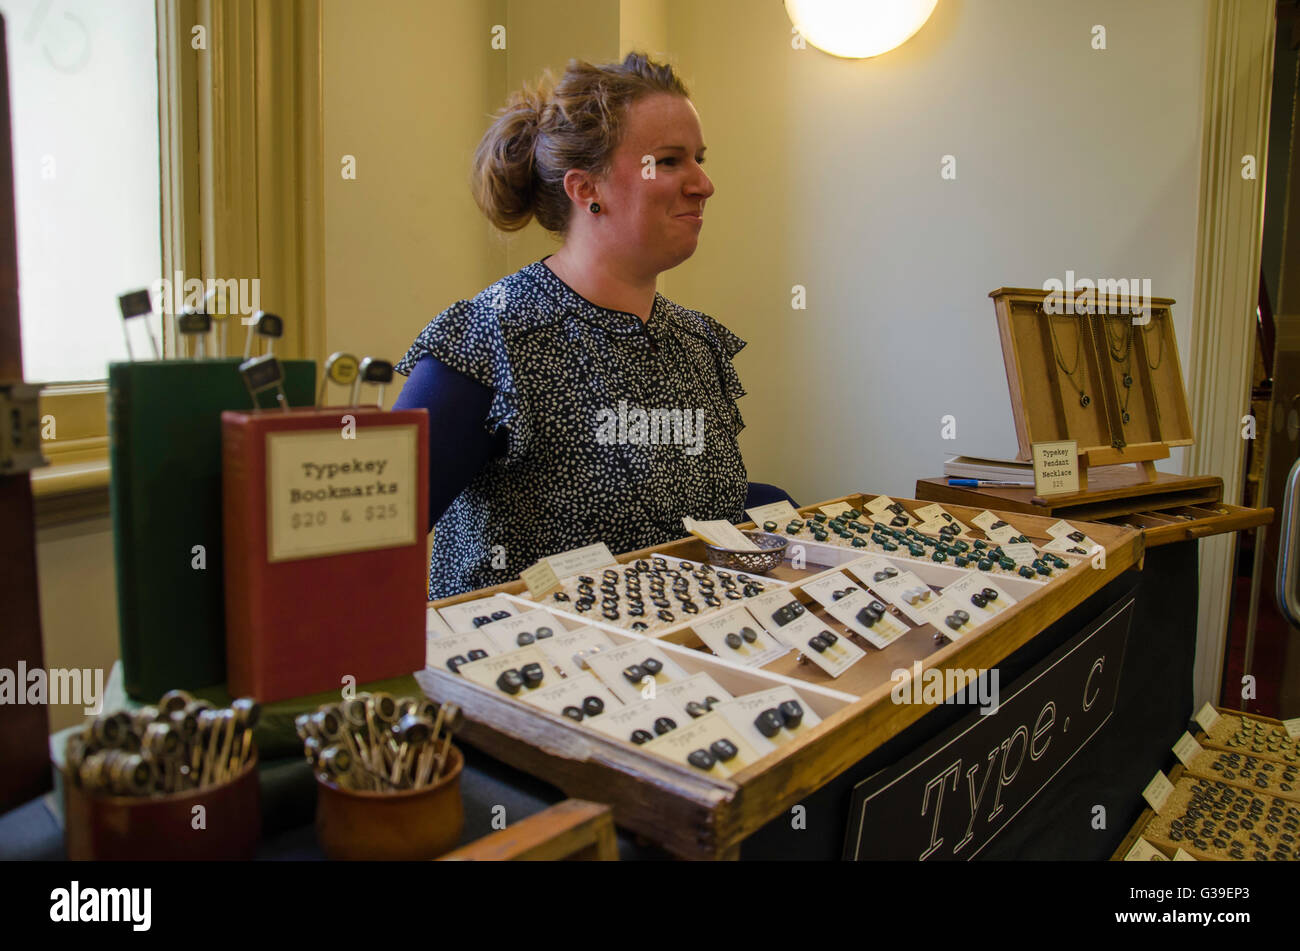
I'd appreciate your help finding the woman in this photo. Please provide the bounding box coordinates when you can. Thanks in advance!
[395,51,775,599]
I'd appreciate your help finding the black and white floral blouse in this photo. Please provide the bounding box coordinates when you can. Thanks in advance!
[394,257,749,598]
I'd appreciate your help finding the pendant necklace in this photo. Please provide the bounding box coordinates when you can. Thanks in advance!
[1043,305,1091,408]
[1105,316,1134,425]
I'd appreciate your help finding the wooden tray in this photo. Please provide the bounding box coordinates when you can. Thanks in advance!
[991,286,1193,467]
[420,493,1142,859]
[915,475,1272,548]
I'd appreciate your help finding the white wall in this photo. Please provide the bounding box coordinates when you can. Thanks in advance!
[664,0,1206,504]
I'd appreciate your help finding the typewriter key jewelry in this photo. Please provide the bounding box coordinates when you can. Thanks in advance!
[548,560,769,633]
[1105,316,1135,425]
[298,693,463,791]
[67,691,261,797]
[1042,303,1091,408]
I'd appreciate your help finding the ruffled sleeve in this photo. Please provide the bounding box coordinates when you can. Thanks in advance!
[686,311,748,435]
[395,297,532,463]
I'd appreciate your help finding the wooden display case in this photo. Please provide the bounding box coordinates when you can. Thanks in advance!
[991,286,1193,472]
[418,493,1142,859]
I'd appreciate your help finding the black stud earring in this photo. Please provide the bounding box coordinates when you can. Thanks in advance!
[589,202,600,214]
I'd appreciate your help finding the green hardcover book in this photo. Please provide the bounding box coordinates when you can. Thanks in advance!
[108,358,316,700]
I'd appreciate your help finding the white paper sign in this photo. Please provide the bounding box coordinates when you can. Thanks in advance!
[266,425,418,562]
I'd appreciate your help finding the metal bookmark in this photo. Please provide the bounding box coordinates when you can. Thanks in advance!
[177,308,211,359]
[238,353,290,412]
[318,352,359,408]
[117,289,161,361]
[242,311,283,360]
[354,357,395,407]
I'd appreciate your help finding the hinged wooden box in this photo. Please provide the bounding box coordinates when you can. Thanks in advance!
[418,493,1143,859]
[990,286,1194,469]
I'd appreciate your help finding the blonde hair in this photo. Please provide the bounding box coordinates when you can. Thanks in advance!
[471,51,691,235]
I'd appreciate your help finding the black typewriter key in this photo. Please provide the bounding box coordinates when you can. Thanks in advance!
[520,663,544,687]
[581,696,605,717]
[630,621,649,631]
[821,631,838,646]
[740,626,759,643]
[516,631,536,646]
[642,657,663,676]
[1212,837,1228,849]
[562,706,584,722]
[535,626,553,639]
[724,632,743,650]
[447,654,468,673]
[490,610,510,620]
[945,614,964,631]
[971,593,988,608]
[657,609,676,622]
[496,669,524,694]
[652,597,670,609]
[703,696,721,709]
[710,738,739,762]
[686,701,709,718]
[653,717,677,735]
[630,729,654,745]
[778,700,804,729]
[687,749,716,770]
[682,601,700,614]
[472,616,492,628]
[629,605,645,616]
[743,584,762,597]
[855,606,878,628]
[755,709,783,737]
[552,591,570,602]
[1266,823,1278,834]
[467,649,488,661]
[704,595,722,606]
[1169,828,1183,841]
[1224,818,1238,831]
[725,590,743,600]
[808,635,829,653]
[623,664,646,683]
[603,608,620,620]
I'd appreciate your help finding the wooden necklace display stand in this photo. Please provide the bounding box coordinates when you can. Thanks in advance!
[916,287,1270,543]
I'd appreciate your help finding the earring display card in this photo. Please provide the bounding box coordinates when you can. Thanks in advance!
[108,358,317,701]
[990,287,1193,464]
[221,406,428,702]
[642,710,765,779]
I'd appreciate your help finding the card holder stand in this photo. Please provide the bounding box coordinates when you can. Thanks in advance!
[222,406,428,702]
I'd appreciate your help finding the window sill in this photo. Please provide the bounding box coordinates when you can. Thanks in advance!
[30,457,110,528]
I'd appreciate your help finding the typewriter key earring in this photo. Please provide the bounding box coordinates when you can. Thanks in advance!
[320,745,353,787]
[430,703,463,783]
[390,714,433,785]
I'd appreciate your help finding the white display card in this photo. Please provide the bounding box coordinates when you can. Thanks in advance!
[689,605,788,668]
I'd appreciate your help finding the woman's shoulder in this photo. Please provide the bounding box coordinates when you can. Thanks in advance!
[455,262,569,337]
[659,295,747,359]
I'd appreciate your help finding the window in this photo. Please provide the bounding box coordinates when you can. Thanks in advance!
[3,0,162,384]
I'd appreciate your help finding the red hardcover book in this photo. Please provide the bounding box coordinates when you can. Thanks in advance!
[222,407,428,702]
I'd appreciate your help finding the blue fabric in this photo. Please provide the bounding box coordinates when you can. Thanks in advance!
[392,353,505,533]
[745,481,798,509]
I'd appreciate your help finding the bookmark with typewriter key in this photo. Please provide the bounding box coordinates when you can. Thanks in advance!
[354,357,395,406]
[177,308,212,359]
[238,354,290,411]
[318,352,360,408]
[117,289,160,361]
[243,311,283,359]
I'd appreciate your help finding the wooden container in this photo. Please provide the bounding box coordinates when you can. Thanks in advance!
[314,744,464,860]
[989,286,1193,469]
[421,492,1143,859]
[64,755,261,861]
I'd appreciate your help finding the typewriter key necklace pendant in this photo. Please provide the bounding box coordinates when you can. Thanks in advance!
[1105,316,1134,425]
[1043,305,1091,408]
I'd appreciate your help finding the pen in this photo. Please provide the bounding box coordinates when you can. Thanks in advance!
[946,479,1030,487]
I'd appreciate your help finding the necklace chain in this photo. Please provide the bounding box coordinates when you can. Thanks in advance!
[1042,305,1090,406]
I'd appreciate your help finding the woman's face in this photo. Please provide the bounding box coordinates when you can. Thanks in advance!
[590,93,714,275]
